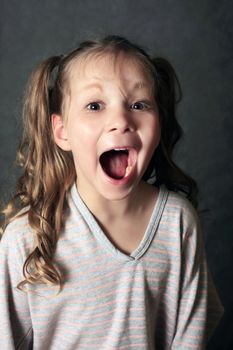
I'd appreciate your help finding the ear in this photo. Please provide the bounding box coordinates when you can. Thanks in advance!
[51,114,71,151]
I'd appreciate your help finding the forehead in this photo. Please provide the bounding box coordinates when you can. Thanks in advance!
[66,51,154,91]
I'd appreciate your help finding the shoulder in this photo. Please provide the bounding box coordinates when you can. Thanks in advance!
[0,209,34,262]
[161,186,201,235]
[163,186,198,219]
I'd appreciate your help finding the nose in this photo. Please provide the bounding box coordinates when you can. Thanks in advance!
[106,106,136,134]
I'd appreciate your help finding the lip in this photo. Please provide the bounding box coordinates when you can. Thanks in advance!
[99,146,138,185]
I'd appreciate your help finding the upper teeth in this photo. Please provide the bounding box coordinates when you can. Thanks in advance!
[114,148,128,151]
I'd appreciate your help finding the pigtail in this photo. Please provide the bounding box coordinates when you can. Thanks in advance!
[2,56,76,290]
[150,58,198,207]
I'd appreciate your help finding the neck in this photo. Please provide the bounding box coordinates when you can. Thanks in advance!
[76,181,156,222]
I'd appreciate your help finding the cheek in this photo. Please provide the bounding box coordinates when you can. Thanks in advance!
[143,118,161,149]
[67,120,94,149]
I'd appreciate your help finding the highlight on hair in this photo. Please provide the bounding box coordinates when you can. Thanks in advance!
[0,35,198,291]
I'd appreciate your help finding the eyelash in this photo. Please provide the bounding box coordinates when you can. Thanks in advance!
[86,101,151,111]
[86,102,103,111]
[130,101,150,110]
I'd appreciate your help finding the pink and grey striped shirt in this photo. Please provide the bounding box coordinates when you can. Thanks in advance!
[0,184,223,349]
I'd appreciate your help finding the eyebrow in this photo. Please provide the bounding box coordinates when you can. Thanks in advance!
[132,81,148,90]
[80,80,149,92]
[80,82,104,91]
[129,81,153,96]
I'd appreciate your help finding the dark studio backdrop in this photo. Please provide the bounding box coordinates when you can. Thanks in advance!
[0,0,232,349]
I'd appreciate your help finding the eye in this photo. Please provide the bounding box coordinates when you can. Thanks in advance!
[86,102,102,111]
[131,101,150,110]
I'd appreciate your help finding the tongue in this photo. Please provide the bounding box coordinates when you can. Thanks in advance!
[101,150,128,179]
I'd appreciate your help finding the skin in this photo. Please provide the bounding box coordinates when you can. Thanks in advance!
[52,53,161,253]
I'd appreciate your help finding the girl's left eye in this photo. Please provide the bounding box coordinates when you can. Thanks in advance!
[86,102,102,111]
[130,101,150,110]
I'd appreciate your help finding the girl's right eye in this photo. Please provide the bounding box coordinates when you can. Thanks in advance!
[86,102,102,111]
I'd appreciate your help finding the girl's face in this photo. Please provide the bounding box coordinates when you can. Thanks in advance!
[53,53,160,202]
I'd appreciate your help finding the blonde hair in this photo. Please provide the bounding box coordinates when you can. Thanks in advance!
[1,35,198,291]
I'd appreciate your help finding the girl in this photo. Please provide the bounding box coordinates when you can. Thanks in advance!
[0,35,223,349]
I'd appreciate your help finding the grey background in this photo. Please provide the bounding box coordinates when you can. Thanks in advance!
[0,0,232,349]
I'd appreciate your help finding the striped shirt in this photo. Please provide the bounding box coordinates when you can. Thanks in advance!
[0,184,223,349]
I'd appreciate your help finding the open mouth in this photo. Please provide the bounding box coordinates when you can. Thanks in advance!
[99,148,136,180]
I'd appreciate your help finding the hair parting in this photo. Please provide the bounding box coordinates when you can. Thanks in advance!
[0,35,198,291]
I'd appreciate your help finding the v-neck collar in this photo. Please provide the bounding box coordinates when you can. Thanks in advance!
[70,184,169,262]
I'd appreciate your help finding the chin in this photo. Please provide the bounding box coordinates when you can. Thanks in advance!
[97,181,140,202]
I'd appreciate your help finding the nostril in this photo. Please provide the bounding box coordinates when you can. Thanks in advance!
[109,125,132,133]
[106,111,136,133]
[109,127,118,132]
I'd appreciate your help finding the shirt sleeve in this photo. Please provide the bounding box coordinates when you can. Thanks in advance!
[0,223,33,350]
[171,206,224,350]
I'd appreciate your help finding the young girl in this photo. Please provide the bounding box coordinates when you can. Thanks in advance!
[0,35,223,350]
